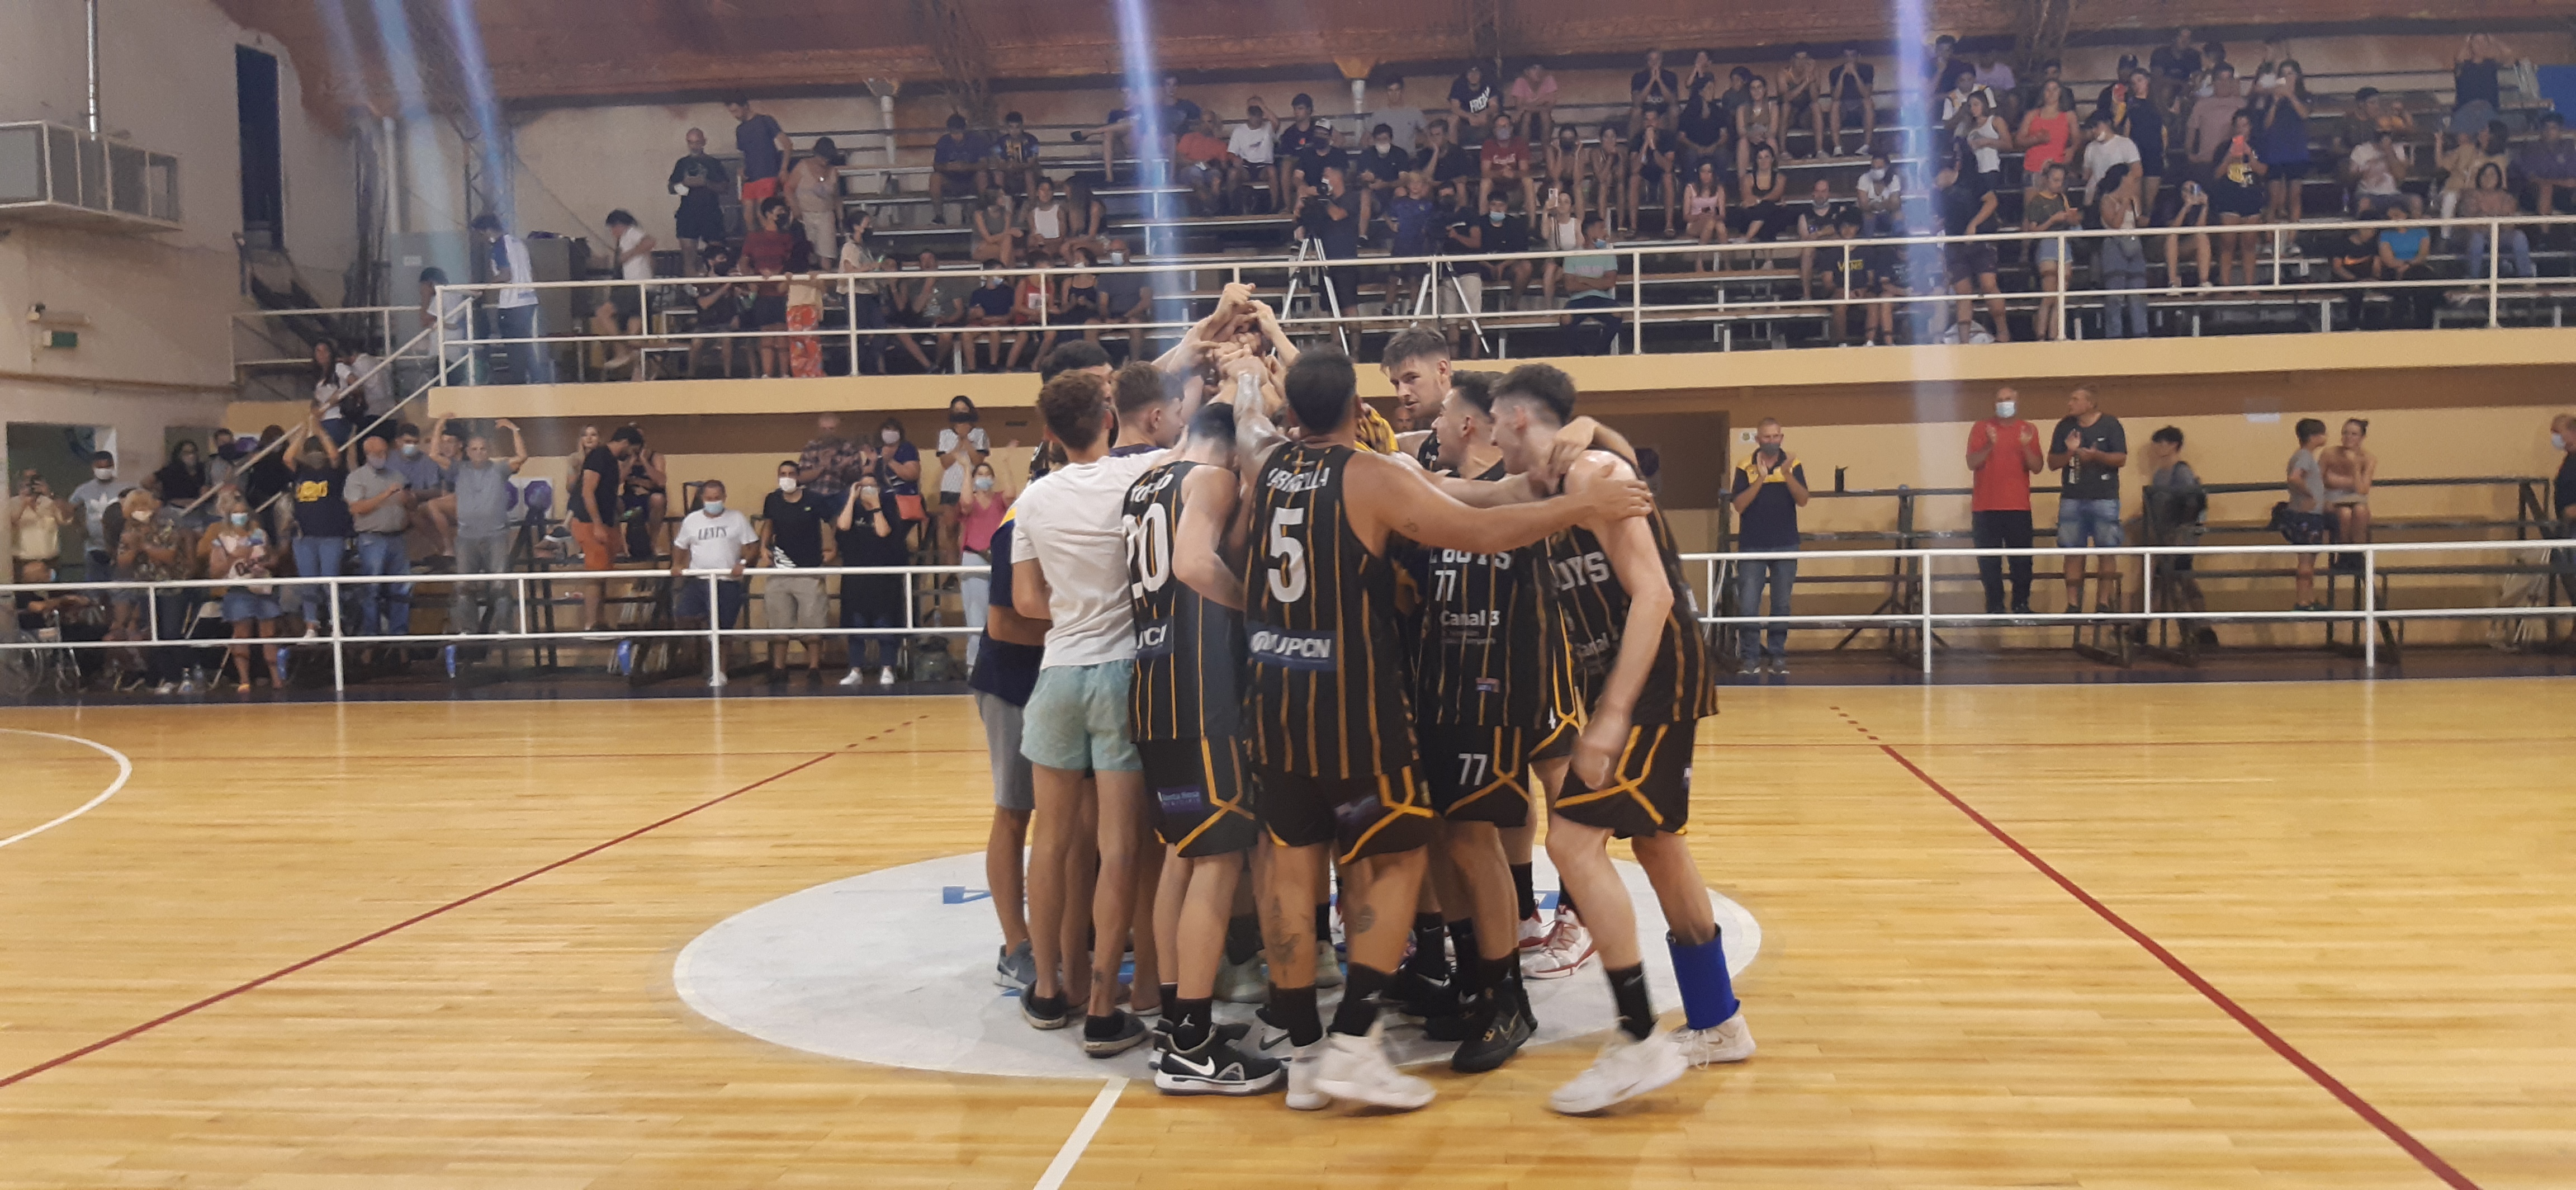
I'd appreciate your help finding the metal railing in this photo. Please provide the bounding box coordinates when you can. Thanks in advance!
[230,304,424,374]
[6,540,2566,694]
[423,212,2576,377]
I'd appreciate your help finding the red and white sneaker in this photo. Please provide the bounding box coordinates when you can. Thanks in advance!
[1516,914,1547,953]
[1522,909,1596,980]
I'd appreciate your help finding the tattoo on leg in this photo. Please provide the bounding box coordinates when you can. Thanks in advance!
[1347,905,1377,937]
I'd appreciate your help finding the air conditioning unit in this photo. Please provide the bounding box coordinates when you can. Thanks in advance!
[0,121,180,232]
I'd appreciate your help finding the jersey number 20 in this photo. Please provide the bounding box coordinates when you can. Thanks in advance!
[1123,503,1171,599]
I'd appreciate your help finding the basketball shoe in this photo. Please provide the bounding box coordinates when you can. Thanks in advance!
[1548,1028,1688,1115]
[1523,908,1596,980]
[1311,1022,1434,1111]
[1674,1010,1756,1065]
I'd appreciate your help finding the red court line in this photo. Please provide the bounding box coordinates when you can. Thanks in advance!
[1868,735,2481,1190]
[0,723,911,1092]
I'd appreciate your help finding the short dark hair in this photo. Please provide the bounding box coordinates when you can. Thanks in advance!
[1372,122,1394,138]
[2088,113,2113,129]
[2544,111,2568,129]
[2353,86,2381,102]
[946,114,967,130]
[1291,93,1314,109]
[610,426,646,446]
[724,93,751,107]
[1492,362,1576,424]
[1283,350,1358,433]
[1383,326,1450,370]
[605,209,636,227]
[1112,360,1176,417]
[2294,418,2326,441]
[1451,370,1498,417]
[2488,119,2511,140]
[396,422,422,438]
[1184,399,1236,445]
[1039,371,1113,451]
[89,450,113,464]
[1039,339,1110,381]
[418,266,448,285]
[1005,111,1025,123]
[778,458,801,471]
[468,214,502,232]
[2153,426,2185,447]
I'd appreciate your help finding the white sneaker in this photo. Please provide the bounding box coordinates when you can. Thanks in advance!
[1524,909,1596,980]
[1675,1010,1756,1065]
[1285,1042,1329,1110]
[1312,937,1344,988]
[1311,1024,1434,1111]
[879,665,897,684]
[1549,1029,1689,1115]
[1516,914,1548,953]
[838,668,864,687]
[301,625,319,640]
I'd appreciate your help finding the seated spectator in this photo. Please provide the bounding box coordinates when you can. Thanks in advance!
[1063,176,1111,257]
[931,115,986,213]
[1793,178,1842,301]
[670,480,758,681]
[1386,172,1439,274]
[972,186,1019,268]
[1019,177,1072,262]
[1452,63,1500,145]
[1375,77,1428,155]
[1275,93,1337,202]
[1823,208,1879,345]
[2519,112,2576,215]
[1508,60,1560,143]
[1094,243,1156,362]
[1674,77,1729,182]
[2321,418,2376,564]
[2329,219,2384,326]
[1417,118,1476,208]
[2437,121,2511,226]
[1225,101,1278,214]
[835,474,915,686]
[1855,150,1901,238]
[1780,50,1826,160]
[1483,190,1535,309]
[1731,143,1787,252]
[686,244,747,378]
[1352,123,1410,215]
[1079,87,1147,182]
[1174,117,1230,215]
[585,296,644,380]
[2283,418,2332,610]
[1041,244,1105,361]
[1558,214,1623,353]
[2462,163,2534,280]
[2376,207,2434,328]
[2349,128,2409,216]
[1826,46,1876,158]
[989,111,1043,199]
[963,271,1024,372]
[2160,175,2212,292]
[1682,160,1730,250]
[1735,74,1782,176]
[1538,186,1584,302]
[1480,115,1536,214]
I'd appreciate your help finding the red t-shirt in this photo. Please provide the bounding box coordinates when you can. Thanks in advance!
[1481,136,1528,169]
[1968,418,2037,512]
[1177,131,1228,165]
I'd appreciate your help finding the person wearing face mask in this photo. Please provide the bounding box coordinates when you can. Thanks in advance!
[670,480,760,685]
[1353,122,1408,218]
[205,490,287,691]
[343,432,418,654]
[836,473,916,686]
[936,397,990,565]
[1729,418,1808,675]
[117,488,198,694]
[956,460,1012,665]
[760,460,830,681]
[1855,150,1902,238]
[1967,387,2043,616]
[388,423,454,564]
[443,421,528,674]
[868,417,925,529]
[287,412,356,640]
[12,469,73,582]
[69,450,132,583]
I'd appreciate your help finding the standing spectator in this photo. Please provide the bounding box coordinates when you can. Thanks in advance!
[2020,81,2077,183]
[667,128,730,273]
[1451,63,1500,146]
[1966,387,2042,615]
[835,473,914,686]
[2463,163,2534,281]
[958,459,1011,665]
[568,427,635,633]
[2080,112,2141,205]
[2208,115,2269,290]
[443,421,526,669]
[11,470,72,578]
[931,114,987,217]
[2141,427,2211,639]
[936,398,989,565]
[2552,417,2576,563]
[727,96,790,208]
[470,214,547,384]
[1938,161,2007,342]
[869,417,926,531]
[286,414,353,638]
[1959,92,2008,192]
[785,139,842,258]
[2449,34,2513,144]
[837,212,889,377]
[343,433,416,652]
[242,426,295,540]
[204,429,240,493]
[738,197,797,378]
[1295,164,1362,317]
[117,489,196,693]
[1226,101,1278,214]
[603,207,659,342]
[2254,63,2313,227]
[2048,386,2128,615]
[1826,46,1877,158]
[148,439,209,523]
[1729,418,1807,674]
[387,423,453,563]
[1509,60,1560,144]
[2149,27,2200,112]
[2184,63,2243,178]
[670,479,759,683]
[989,112,1043,199]
[967,496,1044,989]
[2024,163,2078,341]
[2349,129,2409,217]
[69,450,130,582]
[206,489,286,691]
[760,460,830,679]
[2520,112,2576,215]
[2283,418,2332,610]
[2095,164,2151,339]
[1375,78,1429,155]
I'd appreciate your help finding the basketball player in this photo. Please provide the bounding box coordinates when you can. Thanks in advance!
[1487,362,1753,1115]
[1231,349,1654,1111]
[1382,327,1453,471]
[1012,367,1185,1056]
[1121,395,1282,1095]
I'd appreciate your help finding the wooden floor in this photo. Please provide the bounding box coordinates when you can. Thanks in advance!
[1,681,2569,1189]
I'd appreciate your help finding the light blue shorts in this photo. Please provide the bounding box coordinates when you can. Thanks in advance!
[1019,660,1142,773]
[2057,498,2125,549]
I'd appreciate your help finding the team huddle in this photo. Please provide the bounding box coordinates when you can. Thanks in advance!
[987,292,1748,1114]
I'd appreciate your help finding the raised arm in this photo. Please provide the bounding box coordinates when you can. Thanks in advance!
[1348,447,1650,556]
[499,419,528,471]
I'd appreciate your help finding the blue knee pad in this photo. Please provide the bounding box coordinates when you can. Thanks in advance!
[1668,929,1739,1030]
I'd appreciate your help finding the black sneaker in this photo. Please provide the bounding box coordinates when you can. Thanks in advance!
[1151,1014,1251,1050]
[1450,986,1536,1073]
[1082,1010,1150,1057]
[1153,1033,1285,1096]
[2010,598,2034,616]
[1021,992,1071,1031]
[1254,1003,1292,1052]
[1385,965,1456,1018]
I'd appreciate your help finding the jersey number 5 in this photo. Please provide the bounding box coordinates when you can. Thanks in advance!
[1266,507,1308,604]
[1124,503,1172,599]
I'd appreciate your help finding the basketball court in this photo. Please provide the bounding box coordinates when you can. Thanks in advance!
[3,679,2566,1188]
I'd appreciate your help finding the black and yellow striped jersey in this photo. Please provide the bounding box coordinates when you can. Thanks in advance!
[1244,443,1415,778]
[1543,506,1719,725]
[1400,461,1576,729]
[1123,460,1243,740]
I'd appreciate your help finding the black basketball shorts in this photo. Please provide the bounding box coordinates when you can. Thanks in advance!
[1139,738,1259,857]
[1553,719,1698,839]
[1255,765,1437,864]
[1418,724,1535,828]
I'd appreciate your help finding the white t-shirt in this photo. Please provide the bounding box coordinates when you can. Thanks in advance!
[615,225,652,281]
[498,234,537,309]
[672,507,757,573]
[1012,451,1165,668]
[2083,134,2142,196]
[936,426,989,495]
[1856,167,1903,206]
[2350,143,2400,195]
[1228,122,1276,164]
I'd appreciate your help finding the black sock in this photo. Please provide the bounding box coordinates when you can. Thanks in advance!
[1270,983,1324,1047]
[1482,953,1519,1006]
[1314,901,1332,942]
[1510,862,1538,920]
[1084,1010,1129,1040]
[1446,919,1483,997]
[1171,997,1214,1050]
[1156,982,1177,1015]
[1606,964,1654,1041]
[1410,913,1451,979]
[1330,963,1390,1036]
[1224,913,1262,965]
[1557,885,1578,918]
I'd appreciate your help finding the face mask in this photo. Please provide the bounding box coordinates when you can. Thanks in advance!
[777,476,798,493]
[131,508,152,522]
[1489,211,1505,223]
[229,512,250,527]
[859,487,879,502]
[974,475,995,492]
[950,410,973,423]
[2556,433,2570,451]
[1996,401,2017,419]
[93,467,113,481]
[1594,238,1610,248]
[301,454,326,469]
[881,430,901,445]
[1375,139,1391,151]
[703,500,725,515]
[400,443,419,457]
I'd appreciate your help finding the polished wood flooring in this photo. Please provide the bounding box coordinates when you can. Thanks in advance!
[1,682,2569,1189]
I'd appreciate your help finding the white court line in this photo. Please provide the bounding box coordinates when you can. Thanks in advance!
[0,728,134,850]
[1031,1075,1126,1190]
